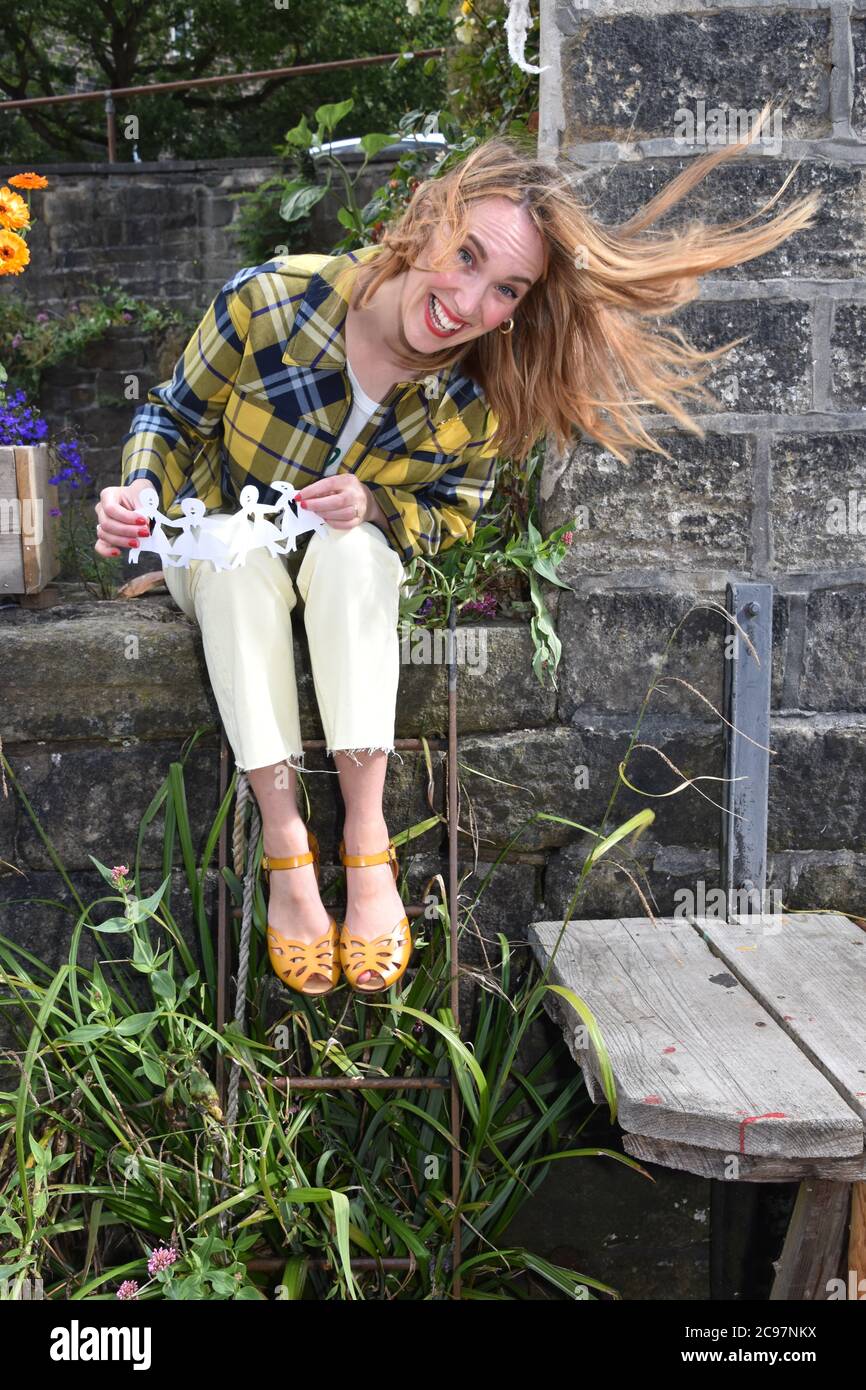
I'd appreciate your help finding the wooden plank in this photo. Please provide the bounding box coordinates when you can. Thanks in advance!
[622,1132,866,1181]
[0,445,59,594]
[688,911,866,1122]
[0,446,24,592]
[16,445,59,594]
[528,916,863,1158]
[769,1179,850,1300]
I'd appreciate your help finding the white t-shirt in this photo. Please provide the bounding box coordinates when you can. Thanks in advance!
[323,358,381,475]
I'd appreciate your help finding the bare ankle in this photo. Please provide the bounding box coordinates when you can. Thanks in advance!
[263,816,313,857]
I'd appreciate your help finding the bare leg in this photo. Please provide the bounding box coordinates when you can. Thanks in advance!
[336,751,406,988]
[247,760,333,993]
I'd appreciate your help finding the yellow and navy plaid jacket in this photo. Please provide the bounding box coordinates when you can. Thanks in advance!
[120,245,501,565]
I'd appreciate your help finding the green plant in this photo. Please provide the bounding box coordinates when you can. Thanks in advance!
[399,438,583,686]
[0,284,189,400]
[0,725,655,1301]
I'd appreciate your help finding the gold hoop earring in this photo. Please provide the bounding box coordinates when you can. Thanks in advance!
[498,317,514,335]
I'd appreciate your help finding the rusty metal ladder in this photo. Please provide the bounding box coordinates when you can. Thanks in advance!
[212,603,465,1298]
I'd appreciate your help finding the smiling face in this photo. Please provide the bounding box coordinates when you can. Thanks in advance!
[397,195,546,353]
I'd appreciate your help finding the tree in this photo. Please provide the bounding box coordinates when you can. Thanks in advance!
[0,0,454,163]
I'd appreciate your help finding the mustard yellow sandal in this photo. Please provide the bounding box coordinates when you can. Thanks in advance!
[338,838,413,992]
[263,828,341,996]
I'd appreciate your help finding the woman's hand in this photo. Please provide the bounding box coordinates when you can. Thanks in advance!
[295,473,373,530]
[94,481,153,559]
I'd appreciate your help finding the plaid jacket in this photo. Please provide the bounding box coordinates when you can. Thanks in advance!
[119,245,501,565]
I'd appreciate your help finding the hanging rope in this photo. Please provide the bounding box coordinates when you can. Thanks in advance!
[226,770,259,1129]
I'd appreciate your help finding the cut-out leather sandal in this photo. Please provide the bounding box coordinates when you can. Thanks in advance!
[263,828,341,996]
[338,837,412,992]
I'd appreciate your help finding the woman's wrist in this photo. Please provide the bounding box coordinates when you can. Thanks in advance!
[362,483,387,527]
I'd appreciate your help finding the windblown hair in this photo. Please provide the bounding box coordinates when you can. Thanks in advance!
[343,102,821,466]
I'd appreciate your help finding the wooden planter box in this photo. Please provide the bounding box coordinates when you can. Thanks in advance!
[0,444,60,596]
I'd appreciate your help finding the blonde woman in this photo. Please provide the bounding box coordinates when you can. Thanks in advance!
[94,105,819,997]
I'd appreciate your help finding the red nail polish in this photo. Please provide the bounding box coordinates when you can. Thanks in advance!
[130,540,139,548]
[299,498,307,508]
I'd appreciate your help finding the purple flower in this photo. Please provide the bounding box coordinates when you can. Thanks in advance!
[121,310,134,323]
[147,1245,180,1276]
[10,333,22,349]
[418,597,434,617]
[35,312,49,323]
[49,507,61,516]
[116,1280,139,1300]
[0,389,50,446]
[461,593,498,618]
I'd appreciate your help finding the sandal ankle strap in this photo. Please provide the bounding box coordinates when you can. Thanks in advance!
[262,828,320,878]
[338,837,398,874]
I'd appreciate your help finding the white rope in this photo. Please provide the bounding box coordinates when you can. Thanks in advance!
[504,0,550,76]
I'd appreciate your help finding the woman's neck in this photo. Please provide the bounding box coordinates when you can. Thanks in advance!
[344,289,427,399]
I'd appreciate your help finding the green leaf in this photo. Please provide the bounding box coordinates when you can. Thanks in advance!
[150,971,176,1004]
[359,132,397,160]
[63,1024,111,1043]
[278,182,327,223]
[139,1055,166,1087]
[314,99,354,131]
[531,555,573,590]
[88,916,132,934]
[282,114,314,149]
[115,1011,158,1037]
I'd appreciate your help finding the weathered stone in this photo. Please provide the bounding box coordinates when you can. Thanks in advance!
[800,586,866,710]
[767,721,866,849]
[0,595,552,743]
[540,433,754,579]
[457,723,723,853]
[557,589,788,718]
[771,433,866,572]
[580,157,863,282]
[830,303,866,409]
[563,12,828,141]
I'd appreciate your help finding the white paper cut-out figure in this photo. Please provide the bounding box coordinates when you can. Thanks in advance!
[175,498,234,570]
[228,485,287,568]
[269,480,327,553]
[160,498,230,570]
[130,486,183,567]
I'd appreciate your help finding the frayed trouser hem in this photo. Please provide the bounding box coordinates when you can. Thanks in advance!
[327,745,405,768]
[236,748,404,775]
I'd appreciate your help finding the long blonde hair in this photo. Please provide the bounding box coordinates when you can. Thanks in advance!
[348,102,821,466]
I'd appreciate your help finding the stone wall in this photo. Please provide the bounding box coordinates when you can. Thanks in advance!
[0,151,413,496]
[534,0,866,924]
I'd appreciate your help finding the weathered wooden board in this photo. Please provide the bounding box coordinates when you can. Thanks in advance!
[0,445,59,594]
[687,911,866,1122]
[621,1132,866,1182]
[528,916,863,1159]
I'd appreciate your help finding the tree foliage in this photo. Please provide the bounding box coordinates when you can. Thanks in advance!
[0,0,454,162]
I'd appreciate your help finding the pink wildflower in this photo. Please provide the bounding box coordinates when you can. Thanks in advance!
[110,864,129,885]
[147,1245,180,1276]
[116,1279,139,1300]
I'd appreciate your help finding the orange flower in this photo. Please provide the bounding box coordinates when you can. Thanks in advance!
[0,229,30,275]
[0,186,30,232]
[8,172,48,189]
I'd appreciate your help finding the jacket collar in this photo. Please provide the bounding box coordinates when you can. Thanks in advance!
[282,244,487,408]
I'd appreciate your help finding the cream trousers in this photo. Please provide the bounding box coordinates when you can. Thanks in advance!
[161,510,406,774]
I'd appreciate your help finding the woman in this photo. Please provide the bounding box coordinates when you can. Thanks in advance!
[94,107,819,997]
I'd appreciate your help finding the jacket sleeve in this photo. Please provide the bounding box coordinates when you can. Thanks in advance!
[119,267,255,511]
[366,407,501,564]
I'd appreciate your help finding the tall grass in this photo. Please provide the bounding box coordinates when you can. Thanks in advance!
[0,732,655,1301]
[0,597,754,1299]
